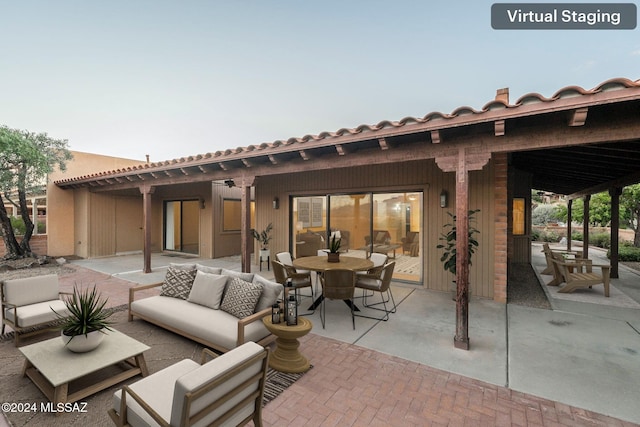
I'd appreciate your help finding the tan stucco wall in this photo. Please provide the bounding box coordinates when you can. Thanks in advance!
[48,151,146,257]
[252,159,498,299]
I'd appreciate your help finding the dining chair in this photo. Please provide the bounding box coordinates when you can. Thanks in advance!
[271,260,314,305]
[355,261,396,321]
[276,251,311,275]
[319,269,356,330]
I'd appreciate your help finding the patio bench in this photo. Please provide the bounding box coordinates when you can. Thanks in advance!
[549,255,610,297]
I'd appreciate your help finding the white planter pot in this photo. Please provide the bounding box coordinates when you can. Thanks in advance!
[259,249,270,260]
[61,330,105,353]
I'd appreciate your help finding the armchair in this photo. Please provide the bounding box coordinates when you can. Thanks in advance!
[109,342,269,427]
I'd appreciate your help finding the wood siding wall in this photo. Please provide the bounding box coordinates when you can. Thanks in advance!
[253,159,497,298]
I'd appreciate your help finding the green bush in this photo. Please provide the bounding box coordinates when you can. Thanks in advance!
[571,231,583,241]
[590,233,610,249]
[532,230,560,243]
[608,246,640,262]
[531,229,541,241]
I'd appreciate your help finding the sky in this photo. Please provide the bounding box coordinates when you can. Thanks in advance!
[1,1,638,163]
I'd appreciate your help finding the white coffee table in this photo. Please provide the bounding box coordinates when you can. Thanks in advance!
[19,328,149,405]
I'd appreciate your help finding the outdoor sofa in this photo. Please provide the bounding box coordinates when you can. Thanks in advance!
[129,264,281,353]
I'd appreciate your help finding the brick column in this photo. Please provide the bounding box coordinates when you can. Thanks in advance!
[493,153,508,303]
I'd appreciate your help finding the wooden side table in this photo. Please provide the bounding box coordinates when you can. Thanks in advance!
[262,316,312,373]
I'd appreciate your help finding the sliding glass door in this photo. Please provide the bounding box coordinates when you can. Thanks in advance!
[292,191,422,282]
[164,200,200,254]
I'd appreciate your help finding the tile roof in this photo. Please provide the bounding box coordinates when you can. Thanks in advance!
[55,77,640,187]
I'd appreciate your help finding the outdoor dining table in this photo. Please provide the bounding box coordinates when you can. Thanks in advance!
[292,255,374,311]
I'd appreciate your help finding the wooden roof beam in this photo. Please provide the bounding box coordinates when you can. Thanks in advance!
[335,144,345,156]
[299,150,310,161]
[268,154,278,165]
[179,168,189,176]
[569,107,589,126]
[241,159,252,168]
[431,130,441,144]
[219,162,229,171]
[378,137,389,150]
[494,120,505,136]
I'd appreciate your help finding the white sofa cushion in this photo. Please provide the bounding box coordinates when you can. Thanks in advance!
[187,271,227,309]
[196,264,222,275]
[171,342,264,426]
[220,278,263,319]
[4,300,70,328]
[131,296,270,350]
[2,275,60,307]
[253,275,282,312]
[113,358,199,427]
[221,268,254,283]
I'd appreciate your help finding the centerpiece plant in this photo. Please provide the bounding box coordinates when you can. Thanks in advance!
[327,234,342,263]
[53,285,114,351]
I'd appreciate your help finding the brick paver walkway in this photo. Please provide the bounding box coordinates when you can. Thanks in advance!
[262,334,636,426]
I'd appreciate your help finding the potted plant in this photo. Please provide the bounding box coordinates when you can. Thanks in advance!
[53,285,114,352]
[252,223,273,261]
[327,234,342,263]
[437,209,480,300]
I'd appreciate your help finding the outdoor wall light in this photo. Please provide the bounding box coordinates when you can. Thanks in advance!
[224,179,235,188]
[440,190,448,208]
[273,197,279,209]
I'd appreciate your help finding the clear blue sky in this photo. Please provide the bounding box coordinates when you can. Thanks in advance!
[1,1,638,162]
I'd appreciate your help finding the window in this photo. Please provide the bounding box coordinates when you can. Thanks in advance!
[513,198,525,235]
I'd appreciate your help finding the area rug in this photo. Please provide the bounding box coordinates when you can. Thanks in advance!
[0,308,308,427]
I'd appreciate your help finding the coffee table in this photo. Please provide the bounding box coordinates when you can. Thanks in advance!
[19,328,149,405]
[262,316,312,373]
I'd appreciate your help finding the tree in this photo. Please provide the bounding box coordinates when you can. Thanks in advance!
[621,184,640,246]
[0,126,72,259]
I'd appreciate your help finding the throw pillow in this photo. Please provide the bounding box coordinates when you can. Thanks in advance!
[160,266,197,300]
[253,275,283,312]
[220,278,263,318]
[187,271,228,309]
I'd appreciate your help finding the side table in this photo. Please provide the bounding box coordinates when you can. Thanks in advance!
[262,316,312,373]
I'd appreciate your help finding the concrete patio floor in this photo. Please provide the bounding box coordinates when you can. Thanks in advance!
[2,246,639,425]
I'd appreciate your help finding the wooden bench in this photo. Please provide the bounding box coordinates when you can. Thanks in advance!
[549,254,610,297]
[540,243,582,275]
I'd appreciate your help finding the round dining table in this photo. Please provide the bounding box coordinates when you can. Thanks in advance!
[292,255,373,311]
[292,255,373,273]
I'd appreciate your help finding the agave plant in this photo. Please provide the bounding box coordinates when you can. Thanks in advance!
[328,234,342,253]
[53,286,114,340]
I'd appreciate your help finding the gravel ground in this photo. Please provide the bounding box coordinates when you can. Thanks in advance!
[507,262,552,309]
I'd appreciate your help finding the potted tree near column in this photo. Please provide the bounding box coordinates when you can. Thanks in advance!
[252,223,273,266]
[437,209,480,301]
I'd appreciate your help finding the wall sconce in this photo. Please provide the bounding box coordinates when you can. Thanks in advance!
[224,179,235,188]
[440,190,448,208]
[273,197,279,209]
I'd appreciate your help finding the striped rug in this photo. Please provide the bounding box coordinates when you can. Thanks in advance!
[263,366,312,406]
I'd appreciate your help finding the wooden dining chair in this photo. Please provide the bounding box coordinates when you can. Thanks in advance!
[319,269,356,330]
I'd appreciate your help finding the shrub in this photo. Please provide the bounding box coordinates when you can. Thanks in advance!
[531,229,541,241]
[608,246,640,262]
[590,233,610,249]
[571,231,583,241]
